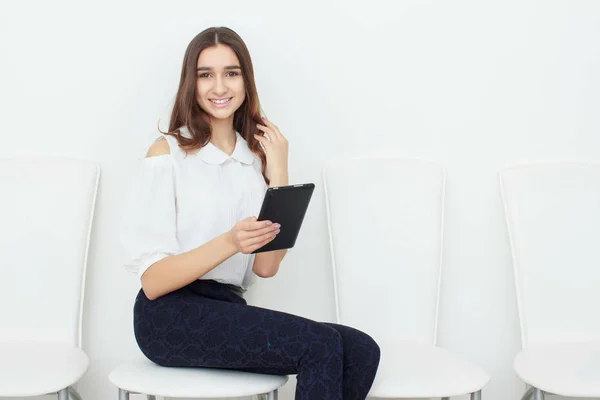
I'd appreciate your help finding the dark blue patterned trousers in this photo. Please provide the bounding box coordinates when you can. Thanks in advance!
[133,280,380,399]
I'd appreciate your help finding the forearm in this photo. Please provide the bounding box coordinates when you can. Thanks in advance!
[253,249,287,277]
[141,232,237,300]
[253,168,289,277]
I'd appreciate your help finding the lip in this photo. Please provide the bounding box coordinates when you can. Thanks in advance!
[209,97,232,108]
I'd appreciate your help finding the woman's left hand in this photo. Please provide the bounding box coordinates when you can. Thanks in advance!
[254,118,289,185]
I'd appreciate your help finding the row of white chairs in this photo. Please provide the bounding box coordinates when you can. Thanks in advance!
[1,156,599,400]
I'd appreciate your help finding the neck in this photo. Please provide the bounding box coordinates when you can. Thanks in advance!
[209,116,236,155]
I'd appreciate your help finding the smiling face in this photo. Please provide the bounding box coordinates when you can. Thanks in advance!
[195,44,246,123]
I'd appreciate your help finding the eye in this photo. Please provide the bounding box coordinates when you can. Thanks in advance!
[198,72,211,78]
[226,71,240,77]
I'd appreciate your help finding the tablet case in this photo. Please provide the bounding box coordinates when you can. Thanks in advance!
[252,183,315,254]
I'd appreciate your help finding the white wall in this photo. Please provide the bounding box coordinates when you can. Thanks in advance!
[1,1,600,399]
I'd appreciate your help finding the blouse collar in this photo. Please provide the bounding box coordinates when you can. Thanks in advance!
[179,127,255,165]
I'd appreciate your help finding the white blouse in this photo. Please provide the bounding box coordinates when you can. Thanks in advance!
[120,127,268,290]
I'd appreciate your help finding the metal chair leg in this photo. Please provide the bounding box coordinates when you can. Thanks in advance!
[520,387,534,400]
[57,388,69,400]
[68,387,83,400]
[471,390,482,400]
[266,389,278,400]
[119,388,130,400]
[533,388,544,400]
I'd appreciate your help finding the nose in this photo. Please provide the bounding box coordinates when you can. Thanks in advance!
[213,75,227,96]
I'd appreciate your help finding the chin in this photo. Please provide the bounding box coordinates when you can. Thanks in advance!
[208,111,236,121]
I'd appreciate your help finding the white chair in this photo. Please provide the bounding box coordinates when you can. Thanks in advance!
[0,156,100,399]
[109,359,288,399]
[499,162,600,400]
[323,156,490,399]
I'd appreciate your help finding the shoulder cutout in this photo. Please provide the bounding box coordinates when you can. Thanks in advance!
[145,136,171,158]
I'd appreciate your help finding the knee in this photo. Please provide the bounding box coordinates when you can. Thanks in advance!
[355,330,381,367]
[307,325,344,358]
[367,333,381,365]
[323,326,344,353]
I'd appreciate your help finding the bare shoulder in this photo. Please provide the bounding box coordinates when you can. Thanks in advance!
[145,136,171,158]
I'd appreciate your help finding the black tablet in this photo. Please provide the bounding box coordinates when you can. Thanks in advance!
[252,183,315,254]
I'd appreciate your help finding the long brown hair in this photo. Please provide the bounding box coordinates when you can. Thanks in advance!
[163,26,268,183]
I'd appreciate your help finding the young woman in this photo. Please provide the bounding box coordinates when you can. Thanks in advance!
[121,26,380,400]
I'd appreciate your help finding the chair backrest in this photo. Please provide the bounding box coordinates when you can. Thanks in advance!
[0,157,100,347]
[323,156,446,347]
[499,162,600,348]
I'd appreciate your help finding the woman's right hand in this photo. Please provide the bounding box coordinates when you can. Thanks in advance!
[228,217,280,254]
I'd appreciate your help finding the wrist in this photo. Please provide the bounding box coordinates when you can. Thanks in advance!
[269,169,289,187]
[222,230,239,255]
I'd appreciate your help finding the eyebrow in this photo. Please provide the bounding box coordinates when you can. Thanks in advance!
[196,65,242,71]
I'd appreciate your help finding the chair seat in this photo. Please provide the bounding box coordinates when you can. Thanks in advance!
[514,341,600,397]
[109,358,289,398]
[0,340,89,397]
[368,341,490,398]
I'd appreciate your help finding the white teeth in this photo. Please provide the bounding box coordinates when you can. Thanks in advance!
[211,98,230,104]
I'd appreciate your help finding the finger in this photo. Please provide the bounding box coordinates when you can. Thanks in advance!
[234,217,253,233]
[243,223,278,238]
[261,117,277,130]
[248,237,276,253]
[247,231,278,252]
[253,132,270,142]
[251,223,280,238]
[261,118,284,140]
[255,124,273,138]
[253,134,272,148]
[242,219,273,231]
[245,229,278,248]
[237,216,255,227]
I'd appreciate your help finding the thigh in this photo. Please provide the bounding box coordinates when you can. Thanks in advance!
[134,288,340,373]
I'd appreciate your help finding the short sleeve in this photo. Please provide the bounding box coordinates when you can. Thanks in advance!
[120,155,179,279]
